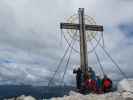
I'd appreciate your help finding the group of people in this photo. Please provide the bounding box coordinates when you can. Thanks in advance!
[73,67,112,94]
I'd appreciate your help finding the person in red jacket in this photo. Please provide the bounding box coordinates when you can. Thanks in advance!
[102,75,112,93]
[84,71,97,93]
[84,72,91,91]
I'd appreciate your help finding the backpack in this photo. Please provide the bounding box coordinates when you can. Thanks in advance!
[103,79,112,88]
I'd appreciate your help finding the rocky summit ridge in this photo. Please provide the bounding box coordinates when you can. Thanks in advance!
[5,79,133,100]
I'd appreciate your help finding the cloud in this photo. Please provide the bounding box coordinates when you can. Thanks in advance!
[0,0,132,86]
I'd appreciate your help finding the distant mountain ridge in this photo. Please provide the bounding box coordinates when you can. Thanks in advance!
[0,85,75,99]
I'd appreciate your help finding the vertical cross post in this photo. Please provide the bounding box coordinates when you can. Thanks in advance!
[79,8,88,74]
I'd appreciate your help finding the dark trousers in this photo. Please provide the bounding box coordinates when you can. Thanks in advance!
[76,76,82,89]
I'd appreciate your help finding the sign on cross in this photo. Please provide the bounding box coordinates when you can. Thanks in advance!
[60,8,103,74]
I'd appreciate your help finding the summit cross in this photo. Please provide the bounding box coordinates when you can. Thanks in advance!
[60,8,103,74]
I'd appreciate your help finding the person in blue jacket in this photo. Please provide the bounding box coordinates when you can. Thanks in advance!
[88,67,96,80]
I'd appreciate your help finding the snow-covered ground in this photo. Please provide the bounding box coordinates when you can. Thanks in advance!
[4,95,36,100]
[5,79,133,100]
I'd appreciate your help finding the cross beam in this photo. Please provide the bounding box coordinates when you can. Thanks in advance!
[60,23,103,31]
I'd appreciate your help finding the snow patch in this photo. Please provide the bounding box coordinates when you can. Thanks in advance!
[118,79,133,93]
[4,95,36,100]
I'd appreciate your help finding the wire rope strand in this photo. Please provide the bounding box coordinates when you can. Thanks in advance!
[62,28,102,54]
[60,29,63,46]
[47,44,70,86]
[48,31,77,86]
[101,31,105,47]
[60,37,76,86]
[48,36,72,86]
[90,40,105,76]
[94,50,105,76]
[94,36,128,79]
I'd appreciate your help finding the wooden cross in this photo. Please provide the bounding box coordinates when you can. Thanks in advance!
[60,8,103,74]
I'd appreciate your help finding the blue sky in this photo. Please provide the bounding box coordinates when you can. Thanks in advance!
[0,0,132,86]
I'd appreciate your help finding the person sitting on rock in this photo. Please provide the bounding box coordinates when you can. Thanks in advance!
[84,71,92,93]
[84,71,96,93]
[102,75,112,93]
[96,76,103,94]
[88,67,96,80]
